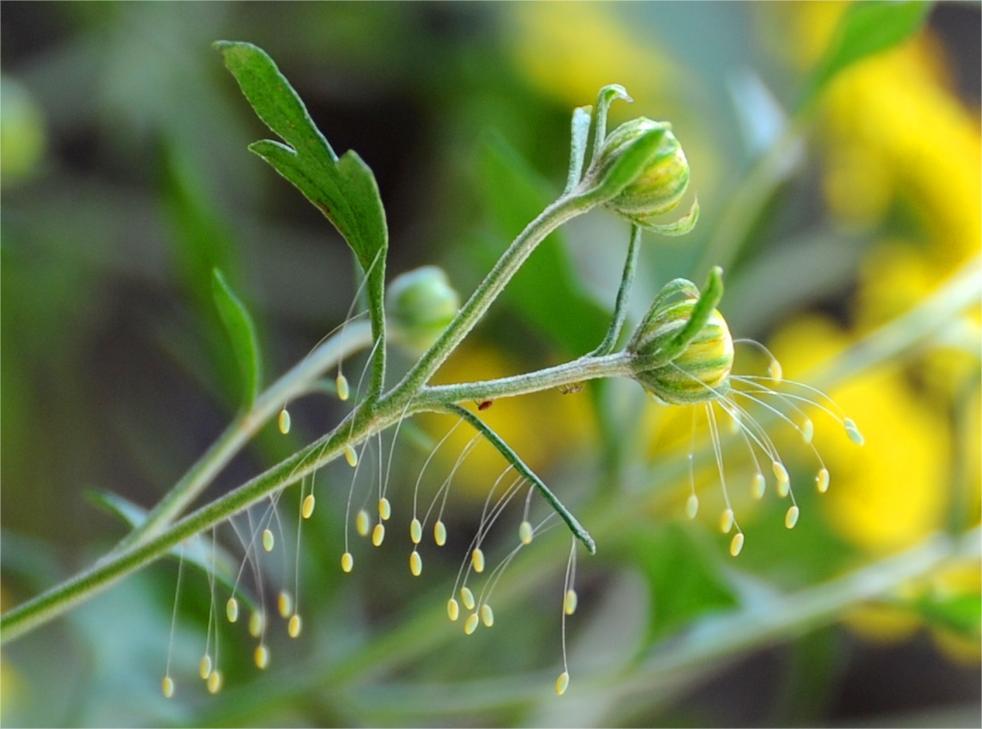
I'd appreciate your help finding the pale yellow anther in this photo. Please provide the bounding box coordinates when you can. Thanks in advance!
[519,520,534,545]
[355,509,371,537]
[161,675,175,699]
[344,444,358,468]
[277,590,293,618]
[288,613,302,638]
[464,612,480,635]
[262,528,275,552]
[433,519,447,546]
[772,461,790,497]
[471,548,485,573]
[372,522,385,547]
[277,408,291,435]
[254,644,269,670]
[340,551,354,573]
[480,603,494,627]
[226,596,239,623]
[785,505,800,529]
[410,517,423,544]
[729,532,745,557]
[198,654,212,680]
[206,670,222,695]
[378,497,392,521]
[816,468,830,493]
[564,589,578,615]
[801,418,814,444]
[336,372,350,401]
[844,418,864,446]
[447,597,460,622]
[409,550,422,577]
[685,493,699,520]
[302,493,316,519]
[719,508,734,534]
[768,359,783,383]
[555,671,570,696]
[751,472,766,500]
[248,610,265,638]
[460,586,475,610]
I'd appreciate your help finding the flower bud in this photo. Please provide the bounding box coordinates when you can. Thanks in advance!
[590,118,689,225]
[630,297,733,404]
[386,266,460,352]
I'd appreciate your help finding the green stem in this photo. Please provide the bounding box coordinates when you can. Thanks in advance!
[592,224,641,356]
[112,318,371,551]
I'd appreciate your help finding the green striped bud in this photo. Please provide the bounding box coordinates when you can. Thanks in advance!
[591,118,689,225]
[630,297,733,404]
[386,266,460,352]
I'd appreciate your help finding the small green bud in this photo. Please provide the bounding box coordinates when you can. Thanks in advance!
[386,266,460,352]
[590,117,690,226]
[630,295,733,405]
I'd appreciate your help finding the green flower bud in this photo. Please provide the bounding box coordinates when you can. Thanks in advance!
[590,118,690,226]
[386,266,460,352]
[630,296,733,405]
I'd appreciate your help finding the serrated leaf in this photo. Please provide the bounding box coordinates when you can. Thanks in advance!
[211,268,261,407]
[216,40,387,311]
[802,0,931,106]
[89,490,257,611]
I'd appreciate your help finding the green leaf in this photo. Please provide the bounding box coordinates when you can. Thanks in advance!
[216,40,388,331]
[211,268,262,407]
[89,490,257,612]
[802,0,931,106]
[580,126,667,204]
[477,133,609,355]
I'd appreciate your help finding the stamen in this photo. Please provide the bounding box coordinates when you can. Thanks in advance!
[433,520,447,546]
[460,586,476,610]
[751,472,766,500]
[225,597,239,623]
[768,359,783,382]
[340,551,354,573]
[519,520,534,544]
[302,494,316,519]
[480,603,495,627]
[372,522,386,547]
[464,612,480,635]
[801,417,814,444]
[844,418,864,446]
[555,672,570,696]
[277,590,293,618]
[557,538,575,697]
[355,509,371,537]
[729,531,745,557]
[409,550,423,576]
[344,444,358,468]
[161,675,175,699]
[410,518,423,544]
[471,548,486,573]
[163,544,184,698]
[262,528,275,552]
[564,589,578,615]
[687,409,699,519]
[685,494,699,519]
[410,418,463,549]
[288,613,302,638]
[447,598,460,622]
[206,670,222,695]
[772,461,790,498]
[336,372,350,401]
[816,468,830,493]
[254,644,270,670]
[278,407,291,435]
[719,508,735,534]
[378,497,392,521]
[785,505,800,529]
[199,654,212,680]
[248,610,264,638]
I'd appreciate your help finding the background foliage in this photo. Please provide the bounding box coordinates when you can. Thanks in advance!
[2,2,980,727]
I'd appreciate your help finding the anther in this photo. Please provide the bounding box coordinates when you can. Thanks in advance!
[785,505,800,529]
[372,522,385,547]
[768,359,783,383]
[844,418,864,446]
[288,613,302,638]
[340,551,354,573]
[302,494,316,519]
[409,550,422,576]
[378,497,392,521]
[248,610,264,638]
[410,517,423,544]
[460,586,476,610]
[685,493,699,519]
[262,528,275,552]
[344,444,358,468]
[555,671,570,696]
[801,418,814,444]
[198,654,212,680]
[206,670,222,695]
[254,644,269,670]
[356,509,371,537]
[816,468,830,493]
[480,603,494,627]
[729,532,745,557]
[751,472,766,500]
[433,519,447,546]
[772,461,790,497]
[277,590,293,618]
[225,596,239,623]
[519,520,534,544]
[161,675,175,699]
[564,589,578,616]
[719,508,734,534]
[447,598,460,622]
[336,372,350,401]
[471,548,486,573]
[278,408,291,435]
[464,613,480,635]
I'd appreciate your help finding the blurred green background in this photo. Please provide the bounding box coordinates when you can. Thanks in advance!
[2,2,980,727]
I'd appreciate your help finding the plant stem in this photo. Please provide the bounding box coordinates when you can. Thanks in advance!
[113,319,372,551]
[592,224,641,356]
